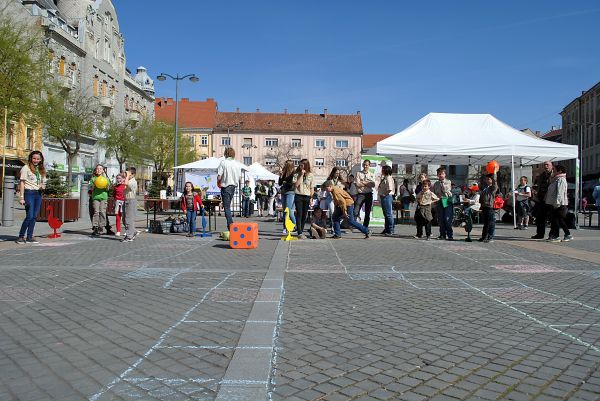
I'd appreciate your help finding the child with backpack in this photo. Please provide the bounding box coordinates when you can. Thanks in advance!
[479,172,499,243]
[514,176,531,230]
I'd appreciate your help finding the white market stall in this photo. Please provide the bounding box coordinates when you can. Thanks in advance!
[174,157,250,215]
[247,162,279,181]
[376,113,580,225]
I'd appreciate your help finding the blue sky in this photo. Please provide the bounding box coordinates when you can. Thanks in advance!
[116,0,599,135]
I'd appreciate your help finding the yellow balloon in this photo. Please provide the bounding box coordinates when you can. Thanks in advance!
[95,176,108,189]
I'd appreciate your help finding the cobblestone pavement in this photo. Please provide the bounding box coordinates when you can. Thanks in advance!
[0,213,599,400]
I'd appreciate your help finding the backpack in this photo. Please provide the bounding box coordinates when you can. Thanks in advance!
[493,195,505,210]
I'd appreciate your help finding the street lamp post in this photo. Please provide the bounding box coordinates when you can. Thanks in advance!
[241,143,257,165]
[215,122,242,150]
[156,72,199,192]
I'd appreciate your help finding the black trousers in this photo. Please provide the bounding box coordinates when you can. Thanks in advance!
[354,192,373,227]
[535,200,551,236]
[294,194,310,235]
[415,211,431,237]
[549,206,570,238]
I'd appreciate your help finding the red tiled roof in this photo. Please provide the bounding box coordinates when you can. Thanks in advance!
[362,134,392,149]
[215,111,363,134]
[542,129,562,139]
[155,97,217,128]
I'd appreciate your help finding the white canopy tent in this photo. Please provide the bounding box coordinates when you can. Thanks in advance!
[376,113,580,226]
[174,158,250,206]
[248,162,279,181]
[174,157,248,172]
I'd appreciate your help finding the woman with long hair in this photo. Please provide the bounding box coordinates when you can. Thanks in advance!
[16,151,46,244]
[294,159,314,238]
[278,160,296,232]
[378,165,395,236]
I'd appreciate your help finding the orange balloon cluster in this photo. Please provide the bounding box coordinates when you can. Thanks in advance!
[486,160,500,174]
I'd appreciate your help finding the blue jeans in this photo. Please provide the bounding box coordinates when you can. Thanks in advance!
[242,197,251,217]
[283,191,296,225]
[19,189,42,239]
[333,205,368,236]
[381,194,394,234]
[186,210,197,234]
[221,185,236,230]
[436,202,454,238]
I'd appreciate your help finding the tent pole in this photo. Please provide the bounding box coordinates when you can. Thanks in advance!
[575,158,580,228]
[511,155,517,228]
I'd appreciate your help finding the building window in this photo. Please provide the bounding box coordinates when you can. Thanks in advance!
[7,123,15,148]
[26,127,34,150]
[93,76,99,96]
[265,138,278,147]
[101,81,108,97]
[221,137,231,146]
[58,57,65,76]
[95,39,99,59]
[292,158,300,166]
[201,136,208,146]
[69,63,77,85]
[48,50,54,72]
[243,156,252,165]
[405,164,413,175]
[335,159,347,167]
[265,158,276,166]
[449,165,456,176]
[104,37,110,61]
[188,135,195,146]
[421,165,428,174]
[291,138,302,148]
[315,158,324,167]
[315,139,325,148]
[243,138,253,146]
[335,139,349,148]
[124,95,129,110]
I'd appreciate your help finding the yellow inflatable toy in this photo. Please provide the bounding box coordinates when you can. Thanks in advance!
[94,176,109,189]
[281,207,297,241]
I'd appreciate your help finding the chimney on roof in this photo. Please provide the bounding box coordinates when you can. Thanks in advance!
[236,107,240,112]
[357,111,361,115]
[535,130,541,136]
[323,108,328,117]
[181,98,189,102]
[304,109,308,114]
[256,108,260,113]
[284,108,288,114]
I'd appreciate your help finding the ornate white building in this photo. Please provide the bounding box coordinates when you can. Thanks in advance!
[17,0,155,190]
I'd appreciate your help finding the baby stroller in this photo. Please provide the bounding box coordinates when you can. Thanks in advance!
[453,204,474,242]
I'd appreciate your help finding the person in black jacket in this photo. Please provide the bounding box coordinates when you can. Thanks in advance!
[531,161,553,239]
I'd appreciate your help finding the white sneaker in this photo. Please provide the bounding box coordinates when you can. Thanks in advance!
[115,232,121,237]
[282,229,287,235]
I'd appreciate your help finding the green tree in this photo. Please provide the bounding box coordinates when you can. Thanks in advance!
[100,117,137,172]
[135,120,196,181]
[38,88,97,190]
[0,3,47,122]
[43,164,69,197]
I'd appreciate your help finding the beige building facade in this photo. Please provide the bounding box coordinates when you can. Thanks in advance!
[214,109,363,184]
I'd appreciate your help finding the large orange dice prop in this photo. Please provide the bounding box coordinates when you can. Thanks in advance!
[230,222,259,249]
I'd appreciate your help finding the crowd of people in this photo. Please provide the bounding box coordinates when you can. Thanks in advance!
[216,148,580,243]
[12,148,591,244]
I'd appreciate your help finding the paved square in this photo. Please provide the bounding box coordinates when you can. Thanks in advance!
[0,218,599,400]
